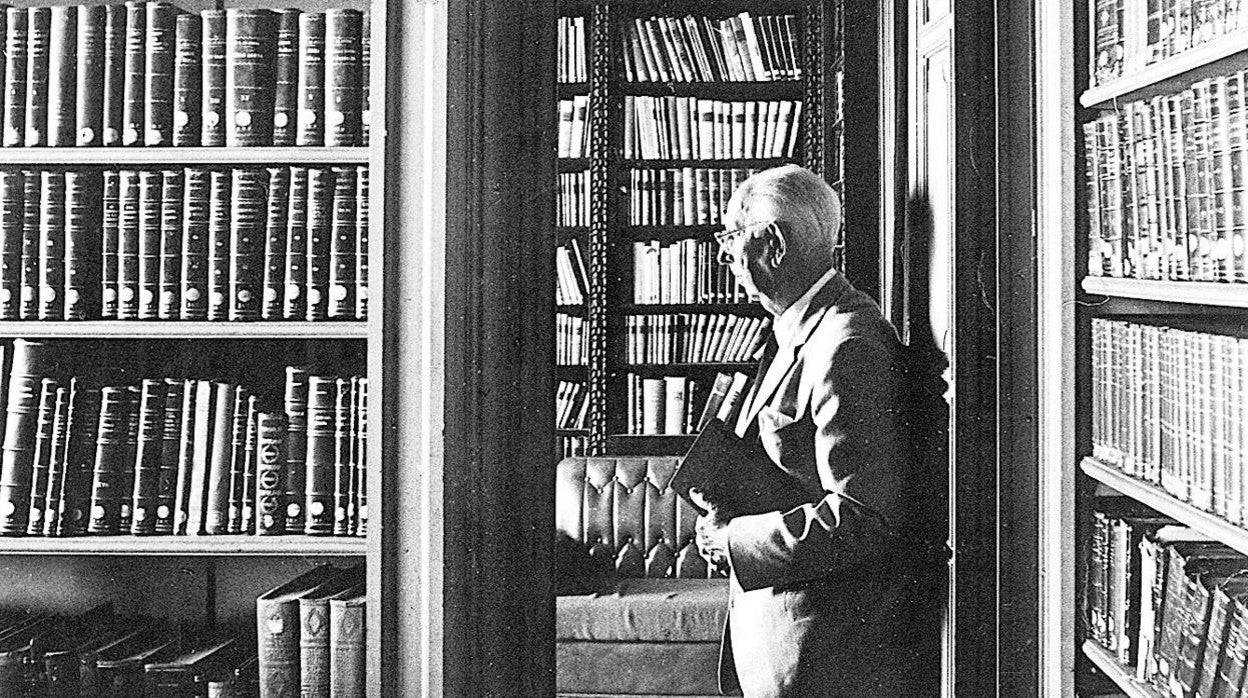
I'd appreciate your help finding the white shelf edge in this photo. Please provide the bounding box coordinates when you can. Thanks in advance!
[0,535,367,556]
[0,146,370,166]
[1081,31,1248,108]
[1081,276,1248,308]
[0,321,368,339]
[1081,457,1248,558]
[1081,640,1164,698]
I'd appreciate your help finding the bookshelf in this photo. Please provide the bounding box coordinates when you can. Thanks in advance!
[1081,639,1166,698]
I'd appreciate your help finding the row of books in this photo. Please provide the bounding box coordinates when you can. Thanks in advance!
[625,370,752,436]
[555,240,589,306]
[0,340,368,539]
[557,96,592,159]
[1084,506,1248,697]
[558,170,590,227]
[556,312,587,366]
[633,238,753,305]
[628,167,760,226]
[558,16,588,84]
[620,14,801,84]
[558,434,588,459]
[1083,72,1248,283]
[625,313,769,365]
[623,96,802,161]
[1090,0,1244,87]
[556,380,589,431]
[0,166,369,322]
[0,4,369,149]
[1091,319,1247,525]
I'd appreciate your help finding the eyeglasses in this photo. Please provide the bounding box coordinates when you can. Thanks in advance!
[714,220,775,265]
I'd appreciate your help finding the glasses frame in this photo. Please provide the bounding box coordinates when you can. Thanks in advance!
[714,219,777,248]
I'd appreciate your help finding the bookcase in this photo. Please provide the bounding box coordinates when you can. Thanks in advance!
[554,0,874,457]
[0,0,383,693]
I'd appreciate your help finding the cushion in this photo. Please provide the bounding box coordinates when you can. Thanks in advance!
[556,578,728,642]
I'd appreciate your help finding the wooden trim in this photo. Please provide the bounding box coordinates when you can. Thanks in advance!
[1081,277,1248,307]
[1080,641,1164,698]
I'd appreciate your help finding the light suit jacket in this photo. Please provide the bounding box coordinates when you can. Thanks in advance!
[720,271,943,697]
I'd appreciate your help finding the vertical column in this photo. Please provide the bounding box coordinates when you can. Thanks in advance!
[587,0,611,454]
[803,0,827,178]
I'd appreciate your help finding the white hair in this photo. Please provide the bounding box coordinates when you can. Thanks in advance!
[725,165,842,264]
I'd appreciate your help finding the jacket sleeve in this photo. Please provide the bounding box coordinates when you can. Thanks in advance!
[724,336,904,591]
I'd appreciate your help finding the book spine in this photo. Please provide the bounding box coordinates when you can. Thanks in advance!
[226,9,276,147]
[272,10,301,147]
[120,0,144,146]
[0,341,50,534]
[75,5,106,147]
[304,375,334,535]
[324,9,362,147]
[2,8,27,147]
[171,379,195,535]
[296,13,326,146]
[129,379,165,535]
[22,378,60,536]
[42,379,77,536]
[284,366,308,532]
[257,596,301,696]
[46,5,78,148]
[56,379,99,536]
[153,378,182,535]
[240,394,258,534]
[305,168,334,321]
[143,1,177,146]
[116,169,140,319]
[64,171,102,321]
[117,385,140,531]
[86,385,133,535]
[300,597,332,696]
[24,7,51,147]
[255,412,287,535]
[180,168,210,320]
[225,386,247,533]
[0,170,23,320]
[157,169,183,319]
[207,169,232,321]
[262,167,290,320]
[200,10,227,147]
[203,382,236,535]
[101,4,125,146]
[328,167,356,318]
[101,171,120,318]
[361,11,370,146]
[137,170,163,319]
[355,377,367,536]
[229,168,265,321]
[36,171,65,321]
[172,13,202,147]
[184,379,214,534]
[283,167,309,319]
[332,377,352,535]
[346,376,359,534]
[329,597,366,695]
[355,166,368,320]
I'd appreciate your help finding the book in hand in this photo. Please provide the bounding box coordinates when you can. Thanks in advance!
[665,418,813,519]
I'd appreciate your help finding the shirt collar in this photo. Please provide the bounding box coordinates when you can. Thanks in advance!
[773,267,838,349]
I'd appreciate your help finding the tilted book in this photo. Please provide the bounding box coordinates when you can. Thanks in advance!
[0,340,53,535]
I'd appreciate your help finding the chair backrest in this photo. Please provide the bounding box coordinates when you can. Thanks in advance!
[555,456,717,579]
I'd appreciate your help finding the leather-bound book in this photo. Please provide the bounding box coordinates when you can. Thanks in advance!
[206,170,232,322]
[143,635,243,696]
[86,385,134,535]
[136,170,162,320]
[346,376,360,535]
[361,11,370,146]
[226,387,248,533]
[179,168,210,320]
[305,168,333,321]
[41,620,133,698]
[24,7,51,147]
[3,8,28,147]
[328,583,365,697]
[256,565,343,698]
[331,377,352,535]
[101,4,125,146]
[272,10,301,147]
[143,1,177,146]
[116,386,140,531]
[157,170,183,319]
[95,625,181,698]
[327,167,355,319]
[153,378,183,535]
[324,10,362,147]
[65,171,103,321]
[354,377,366,536]
[120,0,145,146]
[296,13,326,146]
[304,375,335,535]
[116,169,141,320]
[172,13,202,147]
[21,378,60,536]
[100,171,120,319]
[46,5,78,147]
[170,379,196,535]
[0,340,54,535]
[283,167,309,320]
[354,166,368,320]
[229,168,265,321]
[18,170,40,320]
[225,9,277,147]
[240,394,258,535]
[75,5,106,147]
[204,382,237,535]
[36,171,66,321]
[0,170,25,320]
[255,411,287,536]
[200,10,227,147]
[32,383,70,537]
[262,167,290,320]
[300,566,363,696]
[128,379,166,535]
[183,379,215,535]
[284,366,308,533]
[55,377,101,536]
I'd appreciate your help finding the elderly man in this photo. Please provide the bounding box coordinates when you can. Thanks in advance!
[693,165,941,697]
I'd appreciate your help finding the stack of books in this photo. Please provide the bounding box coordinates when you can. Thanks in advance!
[633,238,752,304]
[620,13,801,83]
[623,96,802,160]
[625,370,753,435]
[626,313,769,364]
[629,167,760,225]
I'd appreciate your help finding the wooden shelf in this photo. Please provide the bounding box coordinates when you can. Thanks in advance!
[1081,457,1248,557]
[1081,640,1163,698]
[0,321,368,339]
[1081,31,1248,108]
[1081,277,1248,308]
[0,535,366,556]
[0,146,370,166]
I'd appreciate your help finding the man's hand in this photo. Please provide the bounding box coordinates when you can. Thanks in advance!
[690,489,730,571]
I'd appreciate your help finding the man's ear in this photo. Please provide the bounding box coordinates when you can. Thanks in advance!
[763,222,786,268]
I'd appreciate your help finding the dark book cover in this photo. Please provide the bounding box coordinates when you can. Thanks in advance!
[179,168,210,321]
[296,12,326,147]
[136,170,163,320]
[35,384,71,537]
[0,171,24,320]
[75,4,106,147]
[303,375,334,535]
[241,394,258,535]
[101,4,125,146]
[255,411,287,536]
[255,565,343,697]
[1214,598,1248,698]
[1195,584,1246,698]
[229,168,266,321]
[143,635,242,696]
[226,386,248,534]
[115,170,141,320]
[283,167,309,320]
[127,379,165,535]
[172,13,202,147]
[119,0,145,146]
[332,377,353,535]
[324,9,362,147]
[95,625,181,698]
[299,567,362,695]
[152,378,183,535]
[18,169,41,320]
[0,340,54,535]
[55,377,101,537]
[272,10,301,147]
[200,10,227,147]
[206,169,232,322]
[23,7,51,147]
[170,379,196,535]
[100,171,121,319]
[143,1,177,146]
[86,385,135,535]
[204,382,237,535]
[305,168,334,321]
[46,5,78,147]
[346,376,360,535]
[64,171,103,321]
[21,378,60,536]
[2,8,28,148]
[225,9,277,147]
[116,385,140,532]
[262,167,290,320]
[36,172,66,321]
[183,379,215,535]
[328,583,366,696]
[355,166,368,320]
[327,167,356,319]
[354,377,367,536]
[284,366,308,533]
[157,169,184,320]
